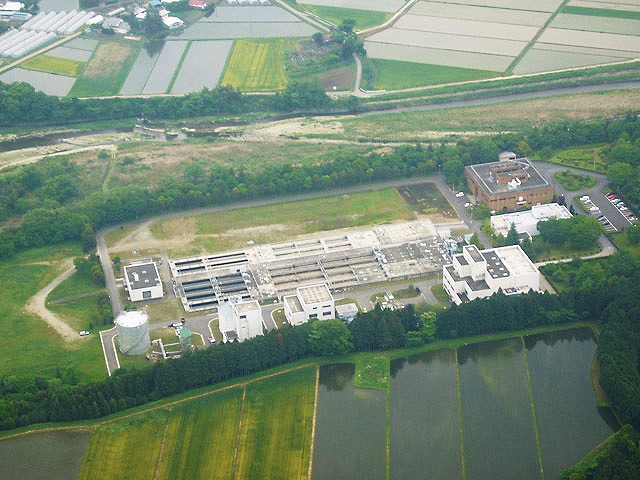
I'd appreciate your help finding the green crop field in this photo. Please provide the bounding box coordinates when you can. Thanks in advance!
[235,368,316,479]
[156,389,243,479]
[302,5,389,29]
[79,410,169,480]
[69,41,139,96]
[146,188,415,255]
[21,55,84,77]
[0,242,106,382]
[554,170,597,191]
[369,59,497,90]
[355,355,390,390]
[221,39,288,92]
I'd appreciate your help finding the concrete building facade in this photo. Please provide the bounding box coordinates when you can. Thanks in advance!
[124,262,163,302]
[443,244,540,305]
[490,203,572,238]
[466,153,553,212]
[284,284,334,326]
[218,298,263,343]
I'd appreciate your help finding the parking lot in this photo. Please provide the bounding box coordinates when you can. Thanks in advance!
[603,192,637,226]
[578,195,617,232]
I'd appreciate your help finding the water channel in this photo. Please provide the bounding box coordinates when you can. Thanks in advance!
[312,328,618,479]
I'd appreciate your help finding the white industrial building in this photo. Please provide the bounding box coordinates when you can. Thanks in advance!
[124,262,164,302]
[490,203,572,238]
[443,244,540,305]
[218,298,263,343]
[284,284,334,326]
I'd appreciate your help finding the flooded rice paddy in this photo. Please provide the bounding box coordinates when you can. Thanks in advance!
[313,328,617,479]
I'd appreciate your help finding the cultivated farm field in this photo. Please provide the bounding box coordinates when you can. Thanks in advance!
[221,39,289,91]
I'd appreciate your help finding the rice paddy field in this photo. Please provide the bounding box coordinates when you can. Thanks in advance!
[364,0,640,85]
[221,39,289,91]
[77,368,316,480]
[300,4,390,29]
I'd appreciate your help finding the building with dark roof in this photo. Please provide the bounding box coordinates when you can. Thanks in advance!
[442,244,540,304]
[465,153,553,212]
[124,262,163,302]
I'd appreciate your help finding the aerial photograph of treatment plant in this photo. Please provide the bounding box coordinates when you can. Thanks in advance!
[0,0,640,477]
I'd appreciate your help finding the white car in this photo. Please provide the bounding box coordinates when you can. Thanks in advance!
[79,331,90,336]
[464,202,471,208]
[456,192,465,198]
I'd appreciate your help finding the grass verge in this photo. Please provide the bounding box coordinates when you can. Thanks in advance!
[221,39,289,91]
[431,284,450,304]
[21,55,84,77]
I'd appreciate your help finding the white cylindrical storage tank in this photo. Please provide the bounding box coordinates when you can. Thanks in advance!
[116,310,151,355]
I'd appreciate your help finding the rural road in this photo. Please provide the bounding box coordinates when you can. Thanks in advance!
[25,260,80,342]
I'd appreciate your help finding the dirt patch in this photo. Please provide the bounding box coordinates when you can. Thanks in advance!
[236,117,346,138]
[109,221,197,257]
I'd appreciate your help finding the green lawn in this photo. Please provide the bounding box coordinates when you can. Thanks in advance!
[538,145,608,173]
[221,39,289,91]
[354,355,390,390]
[370,59,498,90]
[21,55,84,77]
[235,367,316,479]
[69,41,139,97]
[79,410,169,480]
[0,243,106,382]
[554,170,597,191]
[156,389,243,480]
[47,270,104,302]
[302,4,389,29]
[431,283,450,304]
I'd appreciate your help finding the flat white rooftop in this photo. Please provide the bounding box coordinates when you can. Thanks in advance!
[496,245,538,276]
[298,284,332,304]
[284,295,303,313]
[234,300,260,313]
[491,203,571,234]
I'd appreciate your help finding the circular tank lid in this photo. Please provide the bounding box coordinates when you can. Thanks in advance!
[116,310,148,327]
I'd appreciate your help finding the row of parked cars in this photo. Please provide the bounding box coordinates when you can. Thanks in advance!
[605,193,637,224]
[579,195,616,232]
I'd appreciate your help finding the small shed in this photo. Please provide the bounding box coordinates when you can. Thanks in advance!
[336,303,359,322]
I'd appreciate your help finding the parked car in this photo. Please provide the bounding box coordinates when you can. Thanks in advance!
[456,192,465,197]
[79,331,90,336]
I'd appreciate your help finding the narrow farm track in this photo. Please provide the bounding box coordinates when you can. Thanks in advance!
[307,366,320,480]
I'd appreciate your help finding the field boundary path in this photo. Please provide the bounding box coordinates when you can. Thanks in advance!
[358,0,419,38]
[25,259,79,342]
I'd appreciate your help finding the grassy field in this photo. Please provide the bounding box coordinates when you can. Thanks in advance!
[69,42,139,96]
[554,170,597,191]
[79,410,169,480]
[370,59,497,90]
[0,242,106,381]
[48,293,104,331]
[47,270,104,302]
[335,90,640,141]
[144,188,414,255]
[221,39,288,91]
[234,367,316,479]
[156,389,243,479]
[302,4,389,29]
[21,55,84,77]
[354,355,390,390]
[538,145,608,173]
[397,182,457,220]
